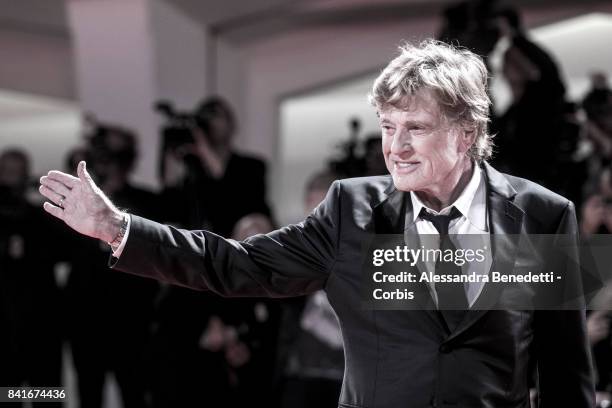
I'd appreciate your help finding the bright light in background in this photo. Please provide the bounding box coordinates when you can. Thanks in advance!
[277,74,380,224]
[0,89,82,178]
[531,12,612,100]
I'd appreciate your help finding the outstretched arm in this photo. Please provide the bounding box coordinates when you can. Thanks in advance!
[39,161,340,297]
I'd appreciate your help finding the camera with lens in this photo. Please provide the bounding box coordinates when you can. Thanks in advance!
[155,100,206,182]
[155,98,236,182]
[156,98,229,150]
[155,100,200,152]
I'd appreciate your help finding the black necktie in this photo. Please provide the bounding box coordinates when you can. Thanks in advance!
[419,207,468,331]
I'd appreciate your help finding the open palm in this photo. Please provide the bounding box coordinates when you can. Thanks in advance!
[39,161,123,243]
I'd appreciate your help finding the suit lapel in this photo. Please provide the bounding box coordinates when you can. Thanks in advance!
[372,181,406,235]
[448,162,525,340]
[371,179,445,330]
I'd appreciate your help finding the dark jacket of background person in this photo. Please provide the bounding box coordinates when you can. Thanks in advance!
[0,192,64,396]
[65,183,160,408]
[589,313,612,393]
[0,149,63,407]
[164,152,269,235]
[492,35,568,187]
[146,268,280,408]
[109,163,593,408]
[276,294,344,408]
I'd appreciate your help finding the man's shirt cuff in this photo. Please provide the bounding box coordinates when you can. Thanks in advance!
[111,214,131,258]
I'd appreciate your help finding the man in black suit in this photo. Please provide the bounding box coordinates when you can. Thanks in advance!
[39,40,594,407]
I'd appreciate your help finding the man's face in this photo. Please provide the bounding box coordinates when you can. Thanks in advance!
[379,90,472,196]
[206,114,232,146]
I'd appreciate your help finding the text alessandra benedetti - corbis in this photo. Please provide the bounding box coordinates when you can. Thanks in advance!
[370,271,558,301]
[372,271,557,284]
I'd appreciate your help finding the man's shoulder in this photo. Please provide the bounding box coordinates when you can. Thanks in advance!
[500,172,572,208]
[488,168,575,230]
[334,175,394,204]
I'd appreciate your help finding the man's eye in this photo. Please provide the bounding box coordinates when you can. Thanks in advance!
[381,125,394,133]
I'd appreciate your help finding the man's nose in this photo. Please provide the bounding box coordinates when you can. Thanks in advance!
[390,129,413,155]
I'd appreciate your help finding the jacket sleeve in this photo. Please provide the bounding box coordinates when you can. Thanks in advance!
[110,181,342,298]
[534,201,595,408]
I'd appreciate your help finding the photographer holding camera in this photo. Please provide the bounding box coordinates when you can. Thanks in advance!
[159,96,271,235]
[150,98,274,406]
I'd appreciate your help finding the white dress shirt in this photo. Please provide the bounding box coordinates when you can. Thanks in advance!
[410,164,492,307]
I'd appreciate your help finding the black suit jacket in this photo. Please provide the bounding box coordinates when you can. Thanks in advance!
[112,163,594,408]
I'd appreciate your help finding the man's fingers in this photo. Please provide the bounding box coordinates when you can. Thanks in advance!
[43,201,65,220]
[39,185,64,206]
[40,176,72,198]
[77,161,96,190]
[47,170,79,189]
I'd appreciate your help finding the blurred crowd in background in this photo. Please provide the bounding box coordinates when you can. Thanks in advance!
[2,0,612,407]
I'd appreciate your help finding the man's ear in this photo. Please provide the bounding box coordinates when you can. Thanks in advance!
[458,126,477,153]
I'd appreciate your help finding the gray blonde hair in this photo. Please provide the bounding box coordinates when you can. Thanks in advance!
[369,39,493,162]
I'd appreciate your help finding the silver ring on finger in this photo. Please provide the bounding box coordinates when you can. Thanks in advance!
[59,197,65,208]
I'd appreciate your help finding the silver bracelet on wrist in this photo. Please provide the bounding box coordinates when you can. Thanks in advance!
[108,213,128,251]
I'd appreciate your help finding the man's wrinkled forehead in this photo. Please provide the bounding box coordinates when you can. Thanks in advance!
[376,89,444,121]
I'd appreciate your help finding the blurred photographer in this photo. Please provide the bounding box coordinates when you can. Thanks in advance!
[150,99,272,406]
[437,0,502,67]
[583,166,612,407]
[0,148,63,404]
[587,309,612,408]
[64,125,160,408]
[582,73,612,170]
[581,194,612,237]
[159,96,270,234]
[581,168,612,237]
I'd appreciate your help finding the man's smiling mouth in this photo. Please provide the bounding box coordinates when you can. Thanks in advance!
[393,161,419,172]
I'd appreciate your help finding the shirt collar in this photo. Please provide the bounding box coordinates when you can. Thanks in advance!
[410,163,484,229]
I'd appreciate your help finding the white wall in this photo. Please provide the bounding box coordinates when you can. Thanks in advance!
[68,0,161,187]
[532,12,612,101]
[214,37,248,146]
[151,0,209,110]
[67,0,210,189]
[279,75,381,223]
[0,89,81,178]
[0,27,75,101]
